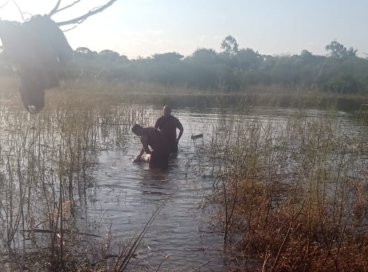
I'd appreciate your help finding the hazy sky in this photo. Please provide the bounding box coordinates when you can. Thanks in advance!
[1,0,367,59]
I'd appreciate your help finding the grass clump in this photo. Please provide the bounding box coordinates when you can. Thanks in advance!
[210,110,368,271]
[0,87,159,271]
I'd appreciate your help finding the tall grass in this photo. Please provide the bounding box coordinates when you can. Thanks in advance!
[209,109,368,271]
[2,76,367,112]
[0,85,161,271]
[2,78,368,271]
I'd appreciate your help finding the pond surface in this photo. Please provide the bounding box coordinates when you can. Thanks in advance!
[1,103,367,272]
[75,106,366,271]
[80,107,226,271]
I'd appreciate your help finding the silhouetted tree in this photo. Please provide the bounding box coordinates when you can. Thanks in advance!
[326,41,357,59]
[2,36,367,94]
[99,49,120,61]
[189,48,219,63]
[152,52,183,62]
[221,35,239,56]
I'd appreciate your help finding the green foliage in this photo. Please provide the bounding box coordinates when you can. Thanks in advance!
[220,35,239,56]
[325,41,358,59]
[1,36,367,93]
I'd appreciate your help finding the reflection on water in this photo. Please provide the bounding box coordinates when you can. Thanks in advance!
[2,103,367,271]
[75,106,368,271]
[82,108,223,271]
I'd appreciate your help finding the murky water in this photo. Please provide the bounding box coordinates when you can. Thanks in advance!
[77,107,226,271]
[2,103,368,271]
[73,106,368,271]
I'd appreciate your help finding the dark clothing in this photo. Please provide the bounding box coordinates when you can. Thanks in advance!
[142,127,170,154]
[170,143,178,153]
[149,151,169,170]
[155,115,183,153]
[141,127,170,170]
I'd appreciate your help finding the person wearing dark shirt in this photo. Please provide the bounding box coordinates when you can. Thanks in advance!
[154,105,184,153]
[132,124,170,170]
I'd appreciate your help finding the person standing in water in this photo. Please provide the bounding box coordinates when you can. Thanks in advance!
[155,105,184,153]
[132,124,170,170]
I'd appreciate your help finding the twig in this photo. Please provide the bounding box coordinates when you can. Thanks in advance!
[92,254,119,266]
[48,0,62,17]
[21,229,102,238]
[50,0,82,17]
[62,24,79,32]
[155,255,169,272]
[116,186,180,272]
[192,260,210,271]
[0,0,9,9]
[262,251,271,272]
[271,221,293,271]
[11,0,25,21]
[56,0,118,27]
[59,175,64,261]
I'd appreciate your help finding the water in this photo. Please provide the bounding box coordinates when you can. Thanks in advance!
[76,106,368,271]
[2,104,368,271]
[76,107,226,271]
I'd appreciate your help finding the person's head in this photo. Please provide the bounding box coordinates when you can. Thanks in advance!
[163,105,172,116]
[132,124,144,136]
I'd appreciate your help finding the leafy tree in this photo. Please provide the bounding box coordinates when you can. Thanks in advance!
[188,48,219,64]
[221,35,239,56]
[152,52,183,62]
[76,47,92,55]
[75,47,98,60]
[99,49,120,61]
[119,55,129,63]
[2,38,367,94]
[325,41,357,59]
[236,48,262,69]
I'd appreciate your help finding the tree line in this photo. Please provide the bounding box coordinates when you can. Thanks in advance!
[1,36,367,93]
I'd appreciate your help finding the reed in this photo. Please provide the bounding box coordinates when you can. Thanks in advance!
[0,84,161,271]
[208,108,368,271]
[2,77,368,271]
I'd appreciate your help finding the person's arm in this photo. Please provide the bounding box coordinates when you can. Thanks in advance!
[136,136,151,159]
[141,136,151,154]
[137,147,145,158]
[176,120,184,143]
[154,117,161,129]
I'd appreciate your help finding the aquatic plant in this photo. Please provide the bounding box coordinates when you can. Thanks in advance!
[210,109,368,271]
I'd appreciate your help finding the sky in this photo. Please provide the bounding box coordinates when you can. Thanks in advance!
[0,0,367,59]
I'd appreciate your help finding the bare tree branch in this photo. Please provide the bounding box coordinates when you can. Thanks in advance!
[62,24,80,32]
[48,0,62,17]
[11,0,25,21]
[56,0,118,26]
[49,0,82,17]
[0,0,10,10]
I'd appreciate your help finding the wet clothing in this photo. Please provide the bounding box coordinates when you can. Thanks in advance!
[0,15,73,113]
[155,115,183,153]
[141,127,170,170]
[149,151,169,170]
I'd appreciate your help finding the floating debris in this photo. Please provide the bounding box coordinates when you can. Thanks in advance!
[191,133,204,140]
